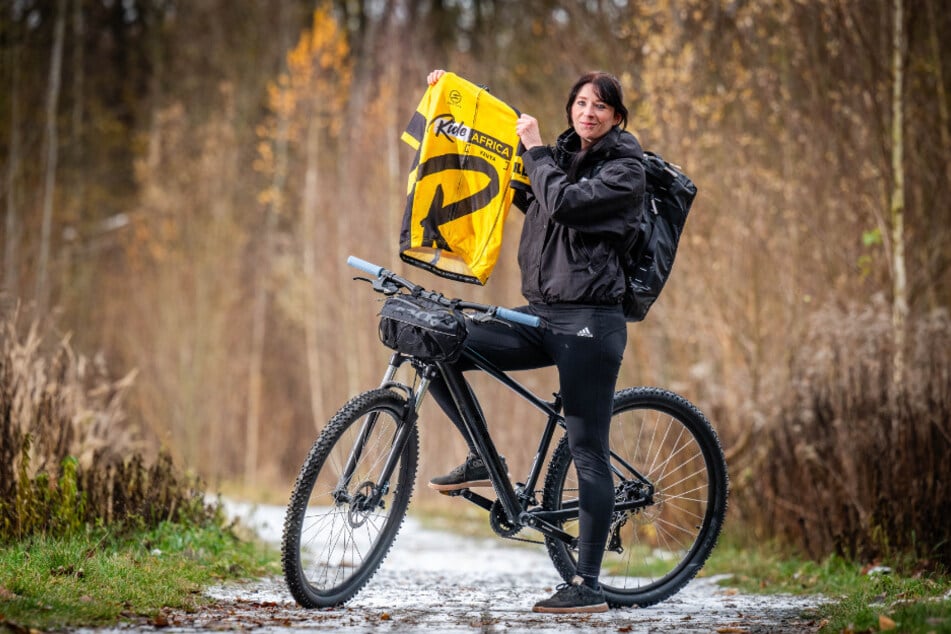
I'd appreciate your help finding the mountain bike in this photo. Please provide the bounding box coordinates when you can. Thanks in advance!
[281,256,729,609]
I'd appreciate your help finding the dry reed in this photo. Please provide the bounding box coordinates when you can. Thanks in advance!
[0,305,216,541]
[742,298,951,568]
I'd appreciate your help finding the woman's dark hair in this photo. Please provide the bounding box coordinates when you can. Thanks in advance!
[565,71,628,130]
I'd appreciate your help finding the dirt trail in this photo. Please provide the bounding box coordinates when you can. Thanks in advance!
[106,501,825,633]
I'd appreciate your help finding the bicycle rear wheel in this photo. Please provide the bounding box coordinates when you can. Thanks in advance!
[281,388,418,607]
[542,387,728,608]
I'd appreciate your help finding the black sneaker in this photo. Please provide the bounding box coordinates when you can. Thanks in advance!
[428,453,506,492]
[532,576,609,614]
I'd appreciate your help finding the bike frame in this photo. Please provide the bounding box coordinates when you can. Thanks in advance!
[436,348,578,544]
[362,343,656,550]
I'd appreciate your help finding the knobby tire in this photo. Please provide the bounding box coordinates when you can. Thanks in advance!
[281,389,418,608]
[541,387,729,608]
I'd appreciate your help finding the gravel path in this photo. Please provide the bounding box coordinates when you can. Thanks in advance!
[120,501,825,633]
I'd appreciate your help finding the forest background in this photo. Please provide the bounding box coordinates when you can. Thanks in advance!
[2,0,949,566]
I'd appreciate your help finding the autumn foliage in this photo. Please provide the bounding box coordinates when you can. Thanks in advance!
[1,1,949,564]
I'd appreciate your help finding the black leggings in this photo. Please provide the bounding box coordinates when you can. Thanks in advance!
[428,303,627,580]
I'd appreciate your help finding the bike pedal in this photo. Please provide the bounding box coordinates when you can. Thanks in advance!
[438,488,469,497]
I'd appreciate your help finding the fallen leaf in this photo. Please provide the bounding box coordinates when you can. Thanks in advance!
[879,614,897,630]
[152,612,170,627]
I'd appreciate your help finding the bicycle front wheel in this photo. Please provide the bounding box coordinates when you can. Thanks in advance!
[542,387,728,608]
[281,388,418,608]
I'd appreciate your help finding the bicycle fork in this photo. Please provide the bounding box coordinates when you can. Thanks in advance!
[334,355,430,515]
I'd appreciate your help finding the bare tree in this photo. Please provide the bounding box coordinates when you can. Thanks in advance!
[245,121,287,488]
[3,36,21,294]
[245,5,294,487]
[36,0,67,316]
[928,0,951,185]
[70,0,85,216]
[890,0,908,390]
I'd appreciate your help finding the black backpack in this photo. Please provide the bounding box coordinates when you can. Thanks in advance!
[620,151,697,322]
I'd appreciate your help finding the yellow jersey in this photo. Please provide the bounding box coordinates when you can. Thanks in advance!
[400,72,529,284]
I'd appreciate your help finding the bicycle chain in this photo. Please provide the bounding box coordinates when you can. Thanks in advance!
[504,533,545,545]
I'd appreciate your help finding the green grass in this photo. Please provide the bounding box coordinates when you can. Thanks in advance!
[0,519,279,630]
[705,539,951,633]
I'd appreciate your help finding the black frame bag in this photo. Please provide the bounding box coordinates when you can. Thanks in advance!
[378,293,468,362]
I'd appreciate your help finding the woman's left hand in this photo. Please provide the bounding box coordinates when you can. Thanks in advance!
[516,114,543,150]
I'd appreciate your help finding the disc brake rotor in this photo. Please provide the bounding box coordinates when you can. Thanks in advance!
[348,481,379,528]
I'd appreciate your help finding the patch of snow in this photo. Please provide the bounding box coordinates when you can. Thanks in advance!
[197,500,825,633]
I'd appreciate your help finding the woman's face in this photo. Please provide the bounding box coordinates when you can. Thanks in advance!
[570,82,621,149]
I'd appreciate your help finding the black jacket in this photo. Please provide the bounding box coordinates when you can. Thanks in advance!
[514,126,645,306]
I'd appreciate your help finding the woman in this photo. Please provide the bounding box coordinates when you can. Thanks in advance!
[425,69,645,613]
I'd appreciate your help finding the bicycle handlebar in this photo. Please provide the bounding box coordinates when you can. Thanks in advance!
[347,255,541,328]
[347,255,385,278]
[492,306,540,327]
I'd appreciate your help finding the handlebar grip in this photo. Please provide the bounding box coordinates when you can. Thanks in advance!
[347,255,384,277]
[495,307,541,328]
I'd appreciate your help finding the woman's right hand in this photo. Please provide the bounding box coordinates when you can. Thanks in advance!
[427,69,446,86]
[516,114,543,150]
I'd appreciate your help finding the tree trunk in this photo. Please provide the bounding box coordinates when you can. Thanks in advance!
[245,130,286,487]
[36,0,67,315]
[246,100,290,490]
[244,5,294,488]
[302,116,326,432]
[4,39,21,294]
[889,0,908,392]
[927,0,951,169]
[71,0,85,213]
[925,0,950,312]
